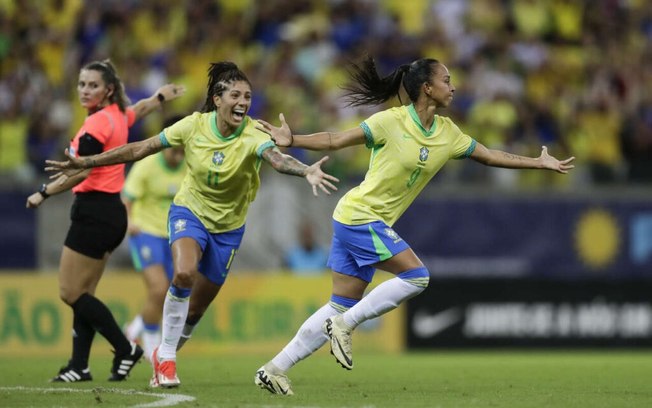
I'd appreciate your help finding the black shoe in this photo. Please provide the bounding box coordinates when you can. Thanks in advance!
[108,342,144,381]
[50,364,93,383]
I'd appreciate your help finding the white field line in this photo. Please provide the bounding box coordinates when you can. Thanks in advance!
[0,386,195,407]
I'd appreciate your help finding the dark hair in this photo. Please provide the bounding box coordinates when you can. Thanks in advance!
[200,62,252,113]
[82,59,130,111]
[342,55,440,106]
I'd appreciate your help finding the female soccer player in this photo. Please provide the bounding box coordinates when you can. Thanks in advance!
[122,117,186,361]
[26,59,185,382]
[253,55,575,395]
[45,61,339,388]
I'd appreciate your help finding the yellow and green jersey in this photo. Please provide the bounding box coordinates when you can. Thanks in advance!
[122,152,186,237]
[334,104,476,226]
[159,111,275,233]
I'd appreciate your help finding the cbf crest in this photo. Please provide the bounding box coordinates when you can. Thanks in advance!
[212,151,225,165]
[384,228,402,243]
[419,147,429,162]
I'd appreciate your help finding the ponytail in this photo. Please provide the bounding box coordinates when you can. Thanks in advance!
[342,56,440,107]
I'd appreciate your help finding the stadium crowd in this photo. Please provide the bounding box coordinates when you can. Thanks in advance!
[1,0,651,188]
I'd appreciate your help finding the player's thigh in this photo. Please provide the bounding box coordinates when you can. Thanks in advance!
[59,246,108,303]
[171,237,202,277]
[374,247,424,275]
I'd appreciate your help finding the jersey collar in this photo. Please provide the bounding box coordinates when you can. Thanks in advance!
[210,111,247,141]
[407,104,437,136]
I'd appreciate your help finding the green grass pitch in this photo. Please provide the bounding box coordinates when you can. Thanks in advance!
[1,351,651,407]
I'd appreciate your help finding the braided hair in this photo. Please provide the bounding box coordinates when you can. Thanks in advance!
[342,55,440,107]
[200,62,252,113]
[82,59,130,112]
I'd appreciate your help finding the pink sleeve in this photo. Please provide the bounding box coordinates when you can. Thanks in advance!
[83,113,112,143]
[126,107,136,127]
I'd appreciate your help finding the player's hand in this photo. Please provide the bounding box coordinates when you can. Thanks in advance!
[539,146,575,174]
[45,149,87,183]
[45,148,83,171]
[304,156,339,196]
[257,113,293,147]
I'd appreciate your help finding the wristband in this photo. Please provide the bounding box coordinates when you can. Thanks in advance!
[157,93,165,103]
[38,183,50,199]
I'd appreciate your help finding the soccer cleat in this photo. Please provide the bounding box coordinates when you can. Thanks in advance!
[323,315,354,370]
[150,346,180,388]
[157,361,180,388]
[254,366,294,396]
[108,342,144,381]
[50,364,93,383]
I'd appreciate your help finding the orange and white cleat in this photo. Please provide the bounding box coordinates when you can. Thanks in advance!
[149,346,180,388]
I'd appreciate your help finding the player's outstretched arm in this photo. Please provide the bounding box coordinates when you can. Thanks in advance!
[261,147,339,196]
[470,143,575,174]
[257,113,366,151]
[45,136,166,181]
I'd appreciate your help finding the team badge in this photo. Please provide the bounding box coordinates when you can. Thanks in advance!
[140,245,152,261]
[419,147,429,162]
[174,219,187,234]
[384,228,402,243]
[212,151,225,165]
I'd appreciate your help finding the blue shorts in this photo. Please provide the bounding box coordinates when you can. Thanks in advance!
[168,204,245,285]
[327,219,410,283]
[128,232,174,281]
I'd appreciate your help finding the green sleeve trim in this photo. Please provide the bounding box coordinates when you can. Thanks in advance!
[360,122,374,148]
[159,132,170,148]
[257,140,276,157]
[456,139,477,159]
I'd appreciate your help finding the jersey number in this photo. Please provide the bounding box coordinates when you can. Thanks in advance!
[407,168,422,188]
[207,170,219,187]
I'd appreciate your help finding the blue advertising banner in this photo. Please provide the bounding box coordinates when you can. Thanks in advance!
[394,195,652,280]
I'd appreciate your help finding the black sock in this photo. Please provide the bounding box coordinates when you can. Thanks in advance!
[70,309,95,369]
[72,293,131,355]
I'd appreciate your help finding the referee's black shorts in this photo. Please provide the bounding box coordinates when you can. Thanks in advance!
[64,192,127,260]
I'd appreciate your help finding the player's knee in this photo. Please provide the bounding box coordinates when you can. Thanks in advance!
[398,266,430,293]
[173,266,196,288]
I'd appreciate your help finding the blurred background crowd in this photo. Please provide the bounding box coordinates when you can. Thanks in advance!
[1,0,652,190]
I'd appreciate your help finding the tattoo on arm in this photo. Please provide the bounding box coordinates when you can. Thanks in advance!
[265,149,307,176]
[500,152,525,161]
[84,139,161,168]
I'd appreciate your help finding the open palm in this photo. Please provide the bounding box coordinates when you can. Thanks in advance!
[256,113,293,147]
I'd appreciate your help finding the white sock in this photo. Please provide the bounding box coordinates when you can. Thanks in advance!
[176,323,196,351]
[270,303,339,373]
[343,277,424,328]
[142,327,160,362]
[158,288,190,360]
[125,315,144,342]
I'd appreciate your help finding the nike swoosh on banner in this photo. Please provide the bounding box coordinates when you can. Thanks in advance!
[412,307,462,338]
